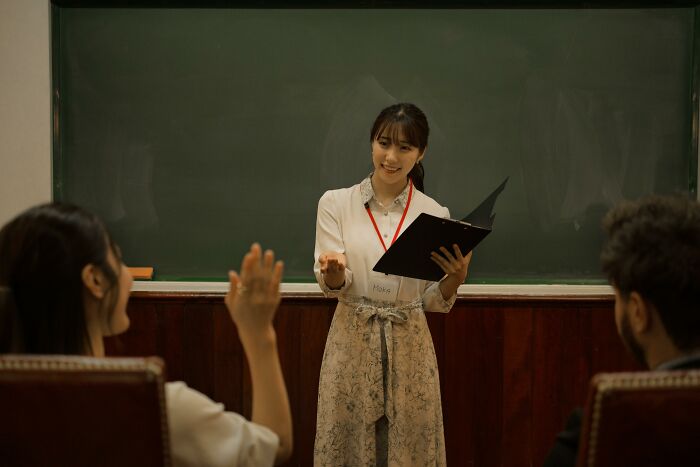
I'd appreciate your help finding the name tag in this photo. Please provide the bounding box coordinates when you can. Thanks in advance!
[366,271,400,303]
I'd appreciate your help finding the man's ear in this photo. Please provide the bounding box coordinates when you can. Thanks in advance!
[81,264,105,299]
[628,291,651,334]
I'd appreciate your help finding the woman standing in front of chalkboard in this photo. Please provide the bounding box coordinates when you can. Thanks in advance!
[313,103,472,466]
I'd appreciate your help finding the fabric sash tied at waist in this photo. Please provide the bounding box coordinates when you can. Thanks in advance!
[355,303,409,324]
[339,296,422,425]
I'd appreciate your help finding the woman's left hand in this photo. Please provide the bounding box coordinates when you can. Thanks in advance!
[431,244,473,299]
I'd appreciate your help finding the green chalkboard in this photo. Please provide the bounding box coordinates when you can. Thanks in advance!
[53,6,698,283]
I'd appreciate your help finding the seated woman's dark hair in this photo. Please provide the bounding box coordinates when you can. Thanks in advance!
[0,203,120,355]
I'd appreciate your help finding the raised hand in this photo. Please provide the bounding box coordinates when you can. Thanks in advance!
[223,243,292,463]
[225,243,284,340]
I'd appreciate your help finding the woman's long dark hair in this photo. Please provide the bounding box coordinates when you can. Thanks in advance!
[370,103,429,192]
[0,203,119,355]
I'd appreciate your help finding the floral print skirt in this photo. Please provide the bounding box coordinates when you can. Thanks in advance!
[314,298,446,467]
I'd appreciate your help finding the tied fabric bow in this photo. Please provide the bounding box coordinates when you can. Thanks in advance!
[340,297,421,424]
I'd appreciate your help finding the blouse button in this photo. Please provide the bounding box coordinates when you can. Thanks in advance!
[384,212,388,216]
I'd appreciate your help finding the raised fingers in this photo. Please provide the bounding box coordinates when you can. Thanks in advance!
[228,270,241,290]
[269,260,284,296]
[225,270,241,308]
[239,243,261,282]
[263,248,274,271]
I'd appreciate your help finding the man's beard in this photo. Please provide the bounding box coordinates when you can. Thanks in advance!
[619,310,649,369]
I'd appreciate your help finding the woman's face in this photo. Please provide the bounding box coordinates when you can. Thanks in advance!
[102,245,132,337]
[371,127,424,188]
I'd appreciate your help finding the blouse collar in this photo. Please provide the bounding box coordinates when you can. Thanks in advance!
[360,174,412,208]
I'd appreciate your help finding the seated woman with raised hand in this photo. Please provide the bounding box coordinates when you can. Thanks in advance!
[0,203,292,466]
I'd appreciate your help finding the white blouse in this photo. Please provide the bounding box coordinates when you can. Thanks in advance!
[314,176,456,311]
[166,381,279,467]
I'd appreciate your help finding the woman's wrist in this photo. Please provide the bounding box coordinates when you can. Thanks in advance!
[239,326,278,354]
[439,274,461,299]
[323,273,345,290]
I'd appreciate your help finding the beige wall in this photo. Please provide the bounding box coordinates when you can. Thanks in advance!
[0,0,50,225]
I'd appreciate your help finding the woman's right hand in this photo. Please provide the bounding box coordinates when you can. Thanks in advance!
[318,251,346,289]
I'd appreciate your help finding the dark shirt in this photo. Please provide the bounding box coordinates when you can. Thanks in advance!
[542,408,582,467]
[541,355,700,467]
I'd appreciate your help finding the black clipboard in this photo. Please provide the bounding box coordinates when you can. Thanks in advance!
[372,177,508,281]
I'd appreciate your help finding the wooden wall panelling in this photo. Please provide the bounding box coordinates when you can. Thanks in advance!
[181,302,217,402]
[211,302,246,415]
[107,294,640,467]
[296,299,335,464]
[501,304,535,466]
[272,299,302,467]
[531,302,592,465]
[441,301,506,467]
[157,301,185,382]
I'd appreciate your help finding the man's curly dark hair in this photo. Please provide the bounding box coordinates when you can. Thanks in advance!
[601,194,700,351]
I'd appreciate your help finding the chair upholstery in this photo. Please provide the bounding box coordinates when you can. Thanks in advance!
[576,370,700,467]
[0,355,170,467]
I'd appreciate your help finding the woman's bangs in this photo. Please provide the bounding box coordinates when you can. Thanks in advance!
[375,120,420,148]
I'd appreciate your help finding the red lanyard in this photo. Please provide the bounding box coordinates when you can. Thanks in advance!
[365,180,413,252]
